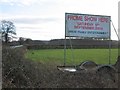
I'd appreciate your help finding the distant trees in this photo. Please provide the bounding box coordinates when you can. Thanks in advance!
[18,37,25,45]
[18,37,32,45]
[0,20,16,43]
[25,38,32,44]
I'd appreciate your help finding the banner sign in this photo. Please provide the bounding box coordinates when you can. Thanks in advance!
[65,13,111,39]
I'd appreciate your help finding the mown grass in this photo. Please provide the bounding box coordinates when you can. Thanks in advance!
[25,49,118,65]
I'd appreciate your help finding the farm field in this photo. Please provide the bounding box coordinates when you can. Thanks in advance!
[25,48,118,65]
[3,46,119,88]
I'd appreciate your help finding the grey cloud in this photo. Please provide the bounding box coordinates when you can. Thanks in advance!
[18,26,42,30]
[10,17,59,24]
[17,28,49,34]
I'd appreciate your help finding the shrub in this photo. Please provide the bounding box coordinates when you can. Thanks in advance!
[2,45,119,88]
[2,46,34,88]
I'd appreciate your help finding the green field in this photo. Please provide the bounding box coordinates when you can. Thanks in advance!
[25,49,118,65]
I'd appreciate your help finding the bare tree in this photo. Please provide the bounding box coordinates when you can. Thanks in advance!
[0,20,16,43]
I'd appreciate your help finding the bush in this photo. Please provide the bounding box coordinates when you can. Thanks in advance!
[2,46,119,88]
[2,46,61,88]
[2,46,35,88]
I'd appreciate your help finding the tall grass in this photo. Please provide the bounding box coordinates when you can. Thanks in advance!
[25,49,118,65]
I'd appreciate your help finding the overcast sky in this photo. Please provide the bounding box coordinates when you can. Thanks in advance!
[0,0,119,40]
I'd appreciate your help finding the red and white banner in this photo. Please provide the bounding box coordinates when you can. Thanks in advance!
[65,13,111,39]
